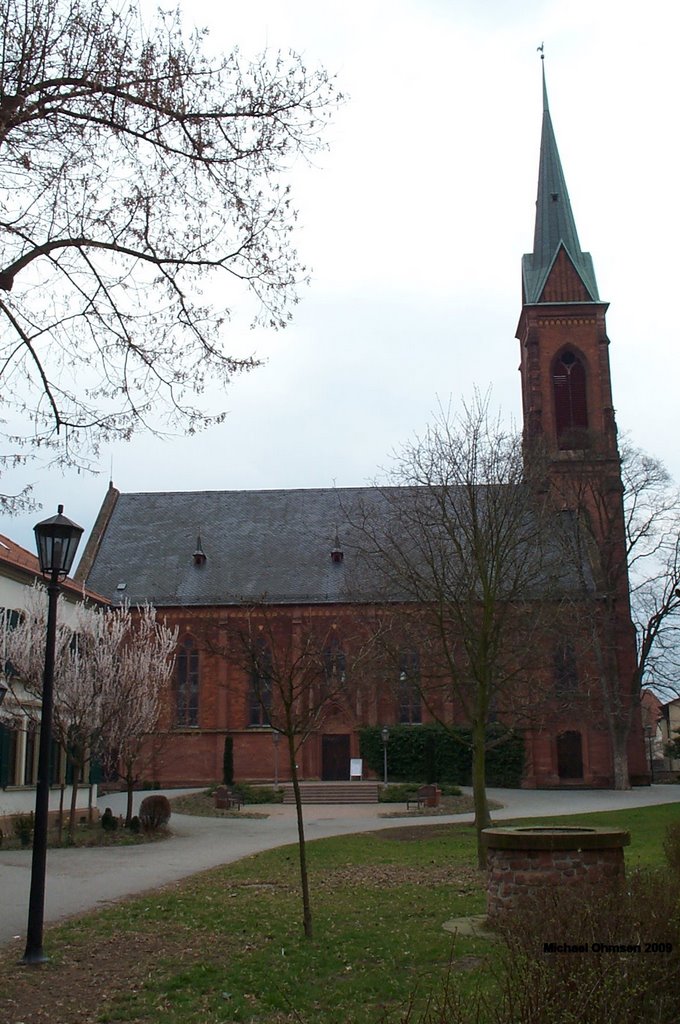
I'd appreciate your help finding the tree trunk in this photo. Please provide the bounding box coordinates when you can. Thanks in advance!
[288,736,313,939]
[68,773,80,840]
[124,760,135,827]
[57,784,65,845]
[471,717,491,869]
[611,727,631,790]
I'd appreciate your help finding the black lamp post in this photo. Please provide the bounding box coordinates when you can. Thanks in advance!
[22,505,83,965]
[381,726,389,786]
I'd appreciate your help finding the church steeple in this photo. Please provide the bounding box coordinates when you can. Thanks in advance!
[516,60,617,459]
[522,65,599,305]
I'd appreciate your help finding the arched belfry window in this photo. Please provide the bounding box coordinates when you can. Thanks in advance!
[552,350,588,447]
[176,637,199,727]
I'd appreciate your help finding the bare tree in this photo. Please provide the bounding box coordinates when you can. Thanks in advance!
[229,606,371,939]
[0,0,339,500]
[348,396,560,868]
[99,605,177,826]
[551,440,680,788]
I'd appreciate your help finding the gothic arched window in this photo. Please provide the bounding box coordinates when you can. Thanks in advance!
[323,637,347,689]
[398,649,421,724]
[249,638,272,727]
[552,350,588,447]
[553,642,578,696]
[176,637,199,727]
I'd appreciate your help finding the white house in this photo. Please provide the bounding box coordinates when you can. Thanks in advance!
[0,532,107,829]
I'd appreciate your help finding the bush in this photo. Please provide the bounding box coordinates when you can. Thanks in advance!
[359,725,525,787]
[405,867,680,1024]
[100,807,118,832]
[129,815,141,834]
[12,813,33,847]
[139,794,171,832]
[664,819,680,878]
[231,783,283,805]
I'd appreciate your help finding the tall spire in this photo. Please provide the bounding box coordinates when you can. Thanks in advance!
[522,62,599,304]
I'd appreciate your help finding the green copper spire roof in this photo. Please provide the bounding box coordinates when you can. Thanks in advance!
[522,64,599,304]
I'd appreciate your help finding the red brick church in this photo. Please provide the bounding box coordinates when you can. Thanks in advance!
[76,70,648,789]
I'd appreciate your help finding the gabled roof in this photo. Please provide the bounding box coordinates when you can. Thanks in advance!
[522,64,599,305]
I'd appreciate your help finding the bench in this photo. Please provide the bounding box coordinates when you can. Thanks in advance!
[214,786,243,810]
[407,785,441,810]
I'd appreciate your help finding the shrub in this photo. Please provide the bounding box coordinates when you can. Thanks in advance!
[129,815,141,834]
[223,735,234,785]
[231,783,283,805]
[359,725,525,787]
[664,819,680,878]
[12,813,33,847]
[139,794,171,832]
[405,867,680,1023]
[100,807,118,832]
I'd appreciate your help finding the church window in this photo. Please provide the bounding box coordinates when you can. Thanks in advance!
[398,649,422,724]
[323,637,347,690]
[552,350,588,447]
[176,637,199,727]
[249,638,272,726]
[553,642,578,695]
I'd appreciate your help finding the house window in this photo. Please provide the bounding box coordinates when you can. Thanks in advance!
[176,638,199,727]
[1,607,21,678]
[398,650,421,724]
[0,723,18,786]
[249,639,272,727]
[552,350,588,447]
[553,642,578,696]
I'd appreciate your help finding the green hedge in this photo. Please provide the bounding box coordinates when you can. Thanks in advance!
[359,724,525,788]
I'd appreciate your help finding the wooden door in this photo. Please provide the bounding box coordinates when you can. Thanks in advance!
[321,734,350,781]
[557,730,584,779]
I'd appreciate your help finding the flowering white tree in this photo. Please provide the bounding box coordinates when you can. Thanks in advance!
[4,588,176,834]
[99,606,177,826]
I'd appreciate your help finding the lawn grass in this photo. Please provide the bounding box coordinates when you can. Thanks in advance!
[1,803,678,1024]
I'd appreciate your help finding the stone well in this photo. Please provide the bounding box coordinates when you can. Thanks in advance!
[481,826,630,920]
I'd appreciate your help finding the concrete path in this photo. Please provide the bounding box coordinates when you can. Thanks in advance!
[1,784,679,950]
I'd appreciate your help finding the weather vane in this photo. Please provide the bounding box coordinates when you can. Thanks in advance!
[537,42,545,61]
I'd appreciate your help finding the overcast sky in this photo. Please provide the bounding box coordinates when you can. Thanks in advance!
[2,0,679,559]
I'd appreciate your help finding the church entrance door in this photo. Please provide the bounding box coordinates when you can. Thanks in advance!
[321,734,350,781]
[557,730,584,780]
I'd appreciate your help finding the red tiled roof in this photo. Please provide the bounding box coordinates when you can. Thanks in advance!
[0,534,108,605]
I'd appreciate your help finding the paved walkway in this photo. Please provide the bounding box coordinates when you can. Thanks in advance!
[1,785,679,949]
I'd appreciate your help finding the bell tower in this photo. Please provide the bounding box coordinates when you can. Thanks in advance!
[516,63,619,476]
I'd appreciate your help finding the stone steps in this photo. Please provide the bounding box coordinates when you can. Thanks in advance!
[281,782,380,804]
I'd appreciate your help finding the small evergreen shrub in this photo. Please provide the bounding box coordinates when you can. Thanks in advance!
[100,807,118,832]
[129,815,141,834]
[223,735,234,785]
[13,813,33,847]
[139,794,171,831]
[231,783,283,804]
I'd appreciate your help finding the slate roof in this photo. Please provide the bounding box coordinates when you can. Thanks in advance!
[82,487,388,607]
[522,65,599,304]
[82,485,583,609]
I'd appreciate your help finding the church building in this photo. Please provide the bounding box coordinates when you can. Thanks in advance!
[75,70,648,790]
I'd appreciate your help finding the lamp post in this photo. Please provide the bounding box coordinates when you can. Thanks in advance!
[273,730,281,787]
[22,506,83,965]
[381,726,389,786]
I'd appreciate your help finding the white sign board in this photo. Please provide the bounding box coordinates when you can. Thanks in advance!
[349,758,363,780]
